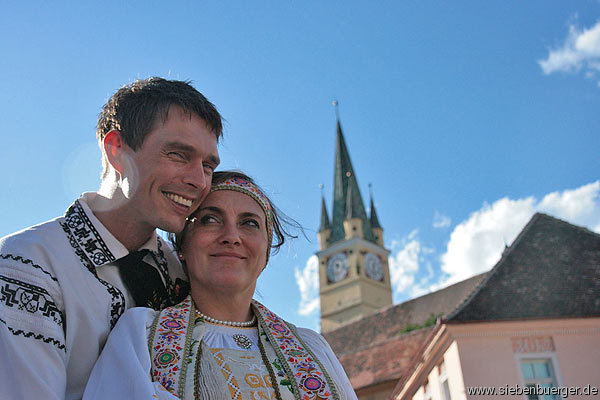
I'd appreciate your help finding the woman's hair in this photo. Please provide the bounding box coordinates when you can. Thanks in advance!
[171,170,300,258]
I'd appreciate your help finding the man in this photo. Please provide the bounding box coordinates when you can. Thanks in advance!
[0,77,222,399]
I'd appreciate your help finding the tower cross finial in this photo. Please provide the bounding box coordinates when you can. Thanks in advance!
[333,100,340,121]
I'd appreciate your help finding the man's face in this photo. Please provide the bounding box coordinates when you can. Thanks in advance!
[121,105,219,235]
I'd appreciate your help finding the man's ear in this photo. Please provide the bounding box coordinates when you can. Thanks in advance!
[103,130,125,174]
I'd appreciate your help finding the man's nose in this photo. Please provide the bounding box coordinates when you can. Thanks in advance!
[183,163,209,190]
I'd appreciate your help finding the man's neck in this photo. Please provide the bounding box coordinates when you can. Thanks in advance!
[90,182,154,252]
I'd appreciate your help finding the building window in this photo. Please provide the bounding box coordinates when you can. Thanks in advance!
[520,359,559,400]
[423,380,432,400]
[439,361,452,400]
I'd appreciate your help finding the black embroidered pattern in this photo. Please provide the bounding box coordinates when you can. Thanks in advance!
[0,254,58,283]
[152,239,190,306]
[63,201,115,267]
[60,200,125,328]
[153,240,175,294]
[0,317,65,350]
[0,275,64,326]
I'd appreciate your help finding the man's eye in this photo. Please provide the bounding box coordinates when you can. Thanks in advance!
[168,151,185,160]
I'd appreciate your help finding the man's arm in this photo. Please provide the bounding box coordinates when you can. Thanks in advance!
[0,253,67,399]
[83,308,176,400]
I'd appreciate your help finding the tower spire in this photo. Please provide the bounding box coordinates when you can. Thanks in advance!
[346,179,356,219]
[329,103,375,244]
[316,102,393,332]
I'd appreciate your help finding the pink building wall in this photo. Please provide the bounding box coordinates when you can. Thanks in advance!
[449,318,600,400]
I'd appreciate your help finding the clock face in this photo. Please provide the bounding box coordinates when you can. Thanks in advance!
[327,253,349,283]
[365,253,383,281]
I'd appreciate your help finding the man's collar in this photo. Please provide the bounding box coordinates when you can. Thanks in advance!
[64,193,159,268]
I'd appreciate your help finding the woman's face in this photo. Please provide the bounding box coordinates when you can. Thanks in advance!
[182,190,269,295]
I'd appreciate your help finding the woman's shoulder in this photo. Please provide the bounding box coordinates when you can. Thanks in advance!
[114,306,160,333]
[293,326,334,352]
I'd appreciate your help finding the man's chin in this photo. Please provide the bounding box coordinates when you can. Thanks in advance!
[158,219,187,235]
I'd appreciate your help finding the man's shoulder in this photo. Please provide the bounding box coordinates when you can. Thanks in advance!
[0,216,68,281]
[0,216,66,255]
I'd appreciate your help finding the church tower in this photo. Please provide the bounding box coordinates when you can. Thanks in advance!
[317,108,393,333]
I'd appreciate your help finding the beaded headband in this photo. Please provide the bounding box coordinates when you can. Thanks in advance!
[210,177,273,263]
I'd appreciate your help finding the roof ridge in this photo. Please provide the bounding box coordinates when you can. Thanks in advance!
[536,212,600,239]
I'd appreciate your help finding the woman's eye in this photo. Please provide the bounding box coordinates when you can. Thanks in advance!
[199,215,219,224]
[243,219,260,229]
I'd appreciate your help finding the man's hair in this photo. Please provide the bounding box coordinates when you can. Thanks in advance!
[97,77,223,179]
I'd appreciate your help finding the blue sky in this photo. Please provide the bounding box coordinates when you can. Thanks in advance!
[1,1,599,331]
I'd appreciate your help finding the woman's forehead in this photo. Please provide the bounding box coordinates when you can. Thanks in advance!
[201,190,265,217]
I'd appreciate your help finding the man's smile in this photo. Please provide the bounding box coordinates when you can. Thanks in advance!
[163,191,194,208]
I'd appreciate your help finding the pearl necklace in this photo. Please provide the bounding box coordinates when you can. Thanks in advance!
[195,309,256,327]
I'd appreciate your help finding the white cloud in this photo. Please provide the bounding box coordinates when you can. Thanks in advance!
[295,182,600,314]
[294,255,320,316]
[439,181,600,288]
[433,211,451,229]
[440,197,536,285]
[388,230,435,301]
[539,20,600,83]
[538,181,600,223]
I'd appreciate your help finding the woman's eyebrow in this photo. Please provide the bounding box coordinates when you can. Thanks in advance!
[239,212,262,220]
[197,206,223,214]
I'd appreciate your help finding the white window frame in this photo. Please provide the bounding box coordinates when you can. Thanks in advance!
[438,360,452,400]
[423,380,432,400]
[514,352,564,400]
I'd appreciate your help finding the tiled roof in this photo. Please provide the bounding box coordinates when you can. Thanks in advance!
[448,213,600,322]
[323,273,486,389]
[337,327,434,390]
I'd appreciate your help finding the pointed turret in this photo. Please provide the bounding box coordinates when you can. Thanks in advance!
[319,194,331,231]
[330,119,375,244]
[369,196,382,229]
[369,191,384,246]
[318,193,331,250]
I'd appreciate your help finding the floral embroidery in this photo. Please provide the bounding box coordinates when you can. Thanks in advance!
[149,298,192,397]
[253,301,338,400]
[150,297,339,400]
[273,359,294,394]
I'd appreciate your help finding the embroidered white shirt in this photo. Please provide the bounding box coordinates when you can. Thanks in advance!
[0,193,185,400]
[83,308,358,400]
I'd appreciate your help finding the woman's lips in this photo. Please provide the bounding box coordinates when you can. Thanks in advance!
[211,252,246,259]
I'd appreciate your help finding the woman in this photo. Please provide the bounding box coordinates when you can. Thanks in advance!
[84,171,357,400]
